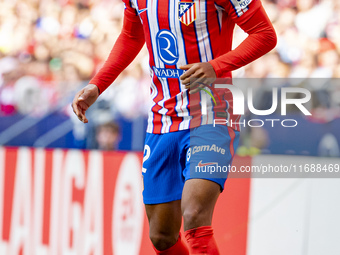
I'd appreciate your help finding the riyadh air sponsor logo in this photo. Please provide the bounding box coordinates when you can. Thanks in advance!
[156,30,179,65]
[154,29,182,78]
[192,144,226,155]
[152,66,184,78]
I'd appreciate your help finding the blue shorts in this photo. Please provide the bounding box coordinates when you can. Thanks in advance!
[142,125,240,204]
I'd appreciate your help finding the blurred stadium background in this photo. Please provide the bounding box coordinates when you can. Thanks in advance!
[0,0,340,254]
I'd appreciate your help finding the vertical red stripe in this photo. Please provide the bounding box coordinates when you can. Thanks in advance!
[31,149,35,197]
[180,2,202,128]
[213,156,252,255]
[2,148,17,240]
[102,151,125,255]
[228,127,236,157]
[42,149,53,245]
[185,9,188,24]
[205,1,220,59]
[158,0,184,132]
[141,0,165,133]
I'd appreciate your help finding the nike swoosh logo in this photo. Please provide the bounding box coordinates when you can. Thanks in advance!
[138,8,148,14]
[197,160,218,167]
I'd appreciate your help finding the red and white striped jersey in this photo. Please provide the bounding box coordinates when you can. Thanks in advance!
[125,0,262,133]
[91,0,276,134]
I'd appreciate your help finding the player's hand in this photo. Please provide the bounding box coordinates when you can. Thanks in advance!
[179,62,216,94]
[72,84,99,123]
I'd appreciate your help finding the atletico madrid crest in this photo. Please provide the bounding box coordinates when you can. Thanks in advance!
[178,1,197,26]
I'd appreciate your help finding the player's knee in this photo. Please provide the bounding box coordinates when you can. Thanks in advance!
[149,232,178,251]
[182,206,207,228]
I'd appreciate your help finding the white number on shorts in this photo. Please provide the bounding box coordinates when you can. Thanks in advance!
[142,145,151,173]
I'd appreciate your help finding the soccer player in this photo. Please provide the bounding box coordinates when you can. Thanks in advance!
[72,0,276,254]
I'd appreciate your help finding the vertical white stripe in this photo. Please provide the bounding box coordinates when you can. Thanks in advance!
[214,4,223,29]
[201,91,208,124]
[206,88,214,124]
[174,93,185,117]
[192,1,213,126]
[32,149,46,254]
[200,91,207,117]
[180,91,191,130]
[147,73,158,133]
[200,89,214,125]
[191,3,195,22]
[130,0,137,9]
[194,0,213,62]
[170,0,191,131]
[170,0,184,124]
[148,0,172,133]
[49,149,62,255]
[194,9,206,61]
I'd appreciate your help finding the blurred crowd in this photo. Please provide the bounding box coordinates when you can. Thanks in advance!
[242,0,340,122]
[0,0,150,119]
[239,0,340,79]
[0,0,339,121]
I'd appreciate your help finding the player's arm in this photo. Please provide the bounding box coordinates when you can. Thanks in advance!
[180,0,277,92]
[72,4,145,123]
[208,0,277,77]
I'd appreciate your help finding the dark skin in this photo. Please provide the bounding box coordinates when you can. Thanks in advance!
[146,179,220,250]
[180,62,217,94]
[72,62,220,251]
[72,84,99,123]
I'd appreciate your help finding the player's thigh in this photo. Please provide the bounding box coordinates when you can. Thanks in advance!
[181,179,220,230]
[184,124,240,191]
[142,131,187,204]
[145,200,182,235]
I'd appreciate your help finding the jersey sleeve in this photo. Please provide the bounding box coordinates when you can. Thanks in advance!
[215,0,262,25]
[122,0,139,21]
[209,0,277,77]
[89,1,145,94]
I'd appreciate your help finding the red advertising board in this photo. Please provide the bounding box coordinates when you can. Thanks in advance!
[0,147,251,255]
